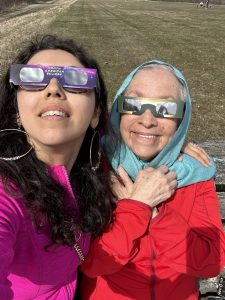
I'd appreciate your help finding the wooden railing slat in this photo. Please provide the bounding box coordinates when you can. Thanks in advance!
[218,192,225,220]
[197,141,225,187]
[192,142,225,298]
[197,141,225,218]
[199,277,218,294]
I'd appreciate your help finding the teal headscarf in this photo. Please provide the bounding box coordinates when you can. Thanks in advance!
[103,60,215,188]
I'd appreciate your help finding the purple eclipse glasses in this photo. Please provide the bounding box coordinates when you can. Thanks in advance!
[9,64,97,92]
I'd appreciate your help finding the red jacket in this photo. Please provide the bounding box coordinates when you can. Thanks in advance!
[80,180,225,300]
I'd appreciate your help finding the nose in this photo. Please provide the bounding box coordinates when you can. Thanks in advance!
[44,78,66,100]
[138,109,158,128]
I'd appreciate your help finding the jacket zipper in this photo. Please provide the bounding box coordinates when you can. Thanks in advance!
[62,167,87,265]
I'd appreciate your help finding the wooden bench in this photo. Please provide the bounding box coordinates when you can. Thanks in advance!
[197,141,225,299]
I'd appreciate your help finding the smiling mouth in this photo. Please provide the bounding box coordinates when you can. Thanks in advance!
[137,134,157,139]
[40,110,69,118]
[133,132,160,139]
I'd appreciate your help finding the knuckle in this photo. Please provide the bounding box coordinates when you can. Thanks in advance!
[156,169,163,177]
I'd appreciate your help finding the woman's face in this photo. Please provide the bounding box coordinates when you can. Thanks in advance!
[120,67,180,161]
[17,49,100,163]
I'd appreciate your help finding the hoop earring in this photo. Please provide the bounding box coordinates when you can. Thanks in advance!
[0,129,33,161]
[90,129,101,172]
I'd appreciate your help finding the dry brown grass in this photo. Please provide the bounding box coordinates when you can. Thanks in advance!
[0,0,77,71]
[0,0,45,12]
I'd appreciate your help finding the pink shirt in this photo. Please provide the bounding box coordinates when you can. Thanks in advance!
[0,165,90,299]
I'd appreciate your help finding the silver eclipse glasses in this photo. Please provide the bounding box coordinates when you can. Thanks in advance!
[117,95,185,118]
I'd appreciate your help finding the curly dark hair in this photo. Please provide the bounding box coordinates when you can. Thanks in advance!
[0,34,116,246]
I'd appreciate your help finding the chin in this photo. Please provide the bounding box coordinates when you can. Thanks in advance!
[137,154,154,161]
[136,150,160,161]
[37,138,68,148]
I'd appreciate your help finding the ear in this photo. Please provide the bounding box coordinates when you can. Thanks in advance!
[90,107,101,129]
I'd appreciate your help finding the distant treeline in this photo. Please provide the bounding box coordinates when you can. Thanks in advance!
[0,0,50,11]
[152,0,225,4]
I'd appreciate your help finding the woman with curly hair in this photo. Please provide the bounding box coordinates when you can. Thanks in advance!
[0,34,117,299]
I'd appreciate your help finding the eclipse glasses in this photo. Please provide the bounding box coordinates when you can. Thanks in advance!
[10,64,97,92]
[117,95,185,118]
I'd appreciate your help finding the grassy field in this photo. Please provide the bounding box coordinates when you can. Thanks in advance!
[45,0,225,142]
[2,0,225,141]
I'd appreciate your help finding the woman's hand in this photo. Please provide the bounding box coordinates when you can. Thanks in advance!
[111,165,177,208]
[181,141,210,167]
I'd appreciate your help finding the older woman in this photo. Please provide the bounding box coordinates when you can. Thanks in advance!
[80,60,225,300]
